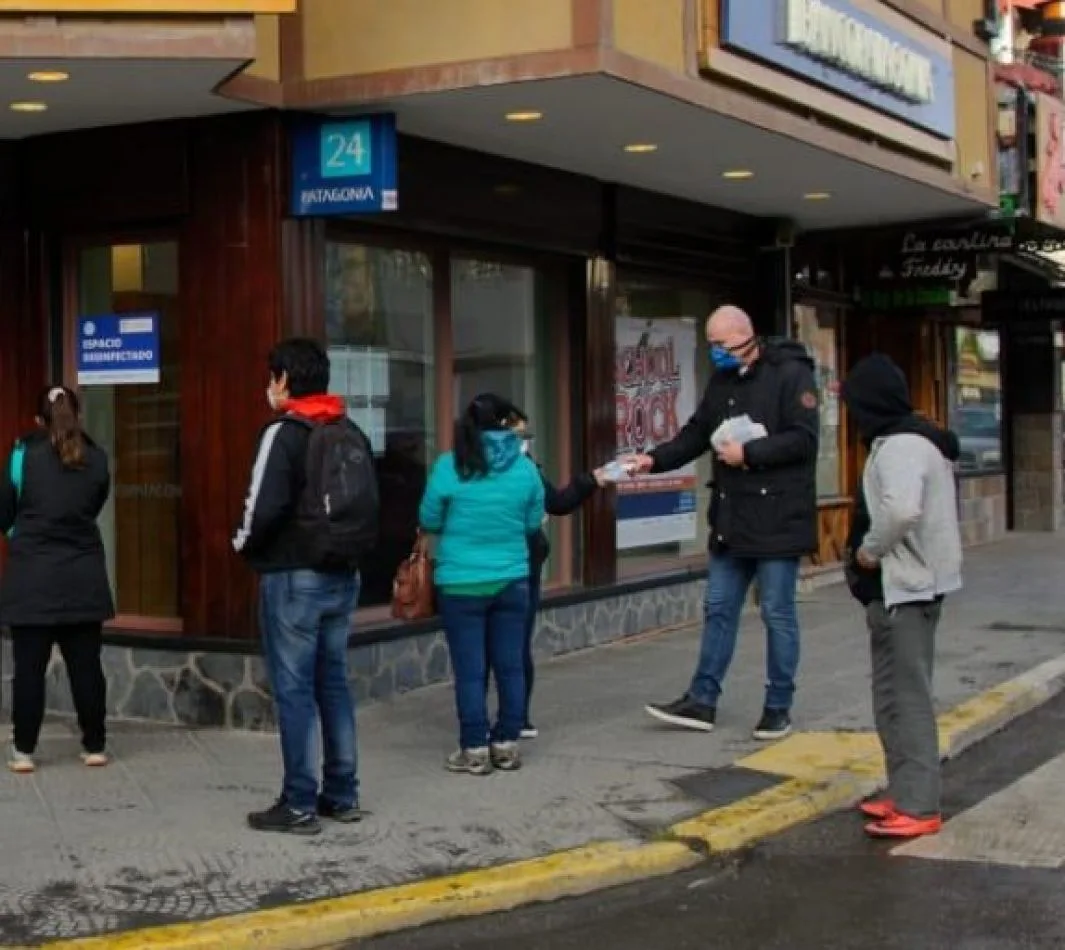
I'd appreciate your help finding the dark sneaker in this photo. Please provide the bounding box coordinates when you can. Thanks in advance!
[644,696,717,732]
[247,799,322,836]
[752,708,792,741]
[490,741,522,771]
[317,798,367,823]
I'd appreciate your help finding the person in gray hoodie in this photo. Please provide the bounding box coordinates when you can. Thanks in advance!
[841,353,962,841]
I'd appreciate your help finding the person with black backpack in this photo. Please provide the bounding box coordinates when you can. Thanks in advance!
[233,338,379,836]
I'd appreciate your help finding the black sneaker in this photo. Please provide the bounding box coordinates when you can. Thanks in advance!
[247,799,322,836]
[317,797,367,824]
[753,708,792,741]
[644,695,717,732]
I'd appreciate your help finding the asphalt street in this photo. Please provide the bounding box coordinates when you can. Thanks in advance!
[364,689,1065,950]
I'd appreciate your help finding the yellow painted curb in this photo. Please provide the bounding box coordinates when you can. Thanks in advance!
[31,841,698,950]
[17,652,1065,950]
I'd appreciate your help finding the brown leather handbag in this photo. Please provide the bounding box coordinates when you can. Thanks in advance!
[391,531,435,621]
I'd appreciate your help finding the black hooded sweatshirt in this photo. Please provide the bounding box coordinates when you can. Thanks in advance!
[841,353,961,606]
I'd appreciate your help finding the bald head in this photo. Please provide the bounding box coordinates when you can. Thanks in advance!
[706,305,758,367]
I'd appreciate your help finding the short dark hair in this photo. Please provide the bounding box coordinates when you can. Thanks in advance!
[268,338,330,397]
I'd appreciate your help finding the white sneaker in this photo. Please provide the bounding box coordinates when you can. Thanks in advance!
[80,751,109,768]
[7,744,35,774]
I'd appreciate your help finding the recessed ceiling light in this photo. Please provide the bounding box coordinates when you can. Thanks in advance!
[803,191,832,201]
[722,169,754,180]
[624,143,658,154]
[10,101,47,113]
[28,70,68,83]
[493,183,521,196]
[505,110,543,122]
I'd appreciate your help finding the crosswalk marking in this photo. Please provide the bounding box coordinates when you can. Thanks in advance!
[893,752,1065,869]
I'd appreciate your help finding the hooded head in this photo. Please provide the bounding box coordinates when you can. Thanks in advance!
[454,392,524,480]
[841,353,912,444]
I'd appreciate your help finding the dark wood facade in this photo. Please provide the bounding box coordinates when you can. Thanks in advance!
[0,113,772,642]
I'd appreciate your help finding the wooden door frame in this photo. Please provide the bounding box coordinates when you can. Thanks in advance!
[61,229,183,635]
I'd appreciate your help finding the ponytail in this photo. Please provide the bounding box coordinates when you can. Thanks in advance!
[38,386,86,469]
[453,393,518,481]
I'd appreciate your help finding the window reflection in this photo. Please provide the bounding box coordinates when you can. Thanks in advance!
[950,328,1003,475]
[325,243,435,607]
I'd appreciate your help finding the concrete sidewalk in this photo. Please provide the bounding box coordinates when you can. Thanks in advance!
[3,534,1065,946]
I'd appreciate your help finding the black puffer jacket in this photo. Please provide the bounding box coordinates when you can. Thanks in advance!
[842,353,961,605]
[0,430,114,626]
[650,340,820,557]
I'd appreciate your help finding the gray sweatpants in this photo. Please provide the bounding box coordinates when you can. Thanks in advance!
[865,599,943,818]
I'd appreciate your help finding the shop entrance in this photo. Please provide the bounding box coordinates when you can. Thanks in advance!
[68,240,181,621]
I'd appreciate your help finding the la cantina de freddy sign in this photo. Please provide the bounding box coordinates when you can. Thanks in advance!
[290,113,398,217]
[720,0,955,138]
[878,228,1065,283]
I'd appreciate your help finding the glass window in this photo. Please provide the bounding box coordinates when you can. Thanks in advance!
[615,280,716,578]
[76,242,181,618]
[451,257,559,570]
[325,243,435,607]
[792,304,842,498]
[949,328,1003,475]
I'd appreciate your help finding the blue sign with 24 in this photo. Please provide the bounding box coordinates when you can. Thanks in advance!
[291,113,398,217]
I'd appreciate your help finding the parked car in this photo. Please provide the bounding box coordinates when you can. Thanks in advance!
[954,405,1002,473]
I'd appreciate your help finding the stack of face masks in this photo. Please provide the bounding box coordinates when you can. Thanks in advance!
[710,414,767,450]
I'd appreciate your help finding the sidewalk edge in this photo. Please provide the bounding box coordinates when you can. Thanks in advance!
[29,653,1065,950]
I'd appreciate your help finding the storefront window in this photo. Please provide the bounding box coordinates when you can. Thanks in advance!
[77,242,181,618]
[792,304,842,498]
[325,243,435,606]
[615,281,715,577]
[949,328,1003,475]
[451,258,559,569]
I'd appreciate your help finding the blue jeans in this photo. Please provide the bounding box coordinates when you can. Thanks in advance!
[439,580,529,750]
[689,554,800,711]
[259,569,360,814]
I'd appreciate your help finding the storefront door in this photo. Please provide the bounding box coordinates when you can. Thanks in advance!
[69,240,181,621]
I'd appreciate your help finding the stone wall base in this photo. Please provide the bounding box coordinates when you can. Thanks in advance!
[0,580,706,730]
[958,474,1008,547]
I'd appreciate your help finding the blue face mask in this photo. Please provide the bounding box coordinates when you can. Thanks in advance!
[710,345,742,371]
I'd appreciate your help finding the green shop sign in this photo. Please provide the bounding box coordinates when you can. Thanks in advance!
[860,286,952,309]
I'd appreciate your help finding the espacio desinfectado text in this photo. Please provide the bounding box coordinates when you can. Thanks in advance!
[81,337,154,363]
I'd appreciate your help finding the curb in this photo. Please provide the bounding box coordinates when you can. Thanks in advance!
[25,653,1065,950]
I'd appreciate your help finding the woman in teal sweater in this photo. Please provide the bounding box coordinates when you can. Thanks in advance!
[419,394,545,775]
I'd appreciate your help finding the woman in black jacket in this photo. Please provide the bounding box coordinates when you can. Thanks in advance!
[0,386,114,774]
[506,409,607,738]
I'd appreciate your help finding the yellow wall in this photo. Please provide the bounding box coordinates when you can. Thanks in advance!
[244,13,280,80]
[302,0,572,80]
[613,0,685,72]
[946,0,983,31]
[953,47,993,188]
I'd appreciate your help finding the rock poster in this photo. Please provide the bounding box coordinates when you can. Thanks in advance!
[614,317,698,550]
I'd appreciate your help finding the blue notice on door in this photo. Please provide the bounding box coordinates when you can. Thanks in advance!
[77,313,161,386]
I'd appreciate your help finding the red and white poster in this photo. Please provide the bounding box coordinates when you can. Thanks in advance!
[614,317,699,550]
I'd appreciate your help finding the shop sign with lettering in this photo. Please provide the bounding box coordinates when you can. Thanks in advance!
[77,313,160,386]
[879,227,1065,282]
[290,114,398,217]
[860,285,953,309]
[1035,93,1065,231]
[983,290,1065,321]
[720,0,954,138]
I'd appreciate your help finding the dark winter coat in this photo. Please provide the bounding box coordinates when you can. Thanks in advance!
[650,340,820,558]
[527,469,598,570]
[0,430,114,626]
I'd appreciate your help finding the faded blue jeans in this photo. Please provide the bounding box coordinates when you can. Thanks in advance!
[439,580,529,750]
[259,570,360,815]
[689,554,800,711]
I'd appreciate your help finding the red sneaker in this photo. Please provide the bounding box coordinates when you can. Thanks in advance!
[865,812,942,839]
[858,798,895,820]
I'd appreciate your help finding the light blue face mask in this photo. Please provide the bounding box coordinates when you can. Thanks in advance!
[709,345,742,371]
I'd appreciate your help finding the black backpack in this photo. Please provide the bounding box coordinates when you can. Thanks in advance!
[288,415,380,571]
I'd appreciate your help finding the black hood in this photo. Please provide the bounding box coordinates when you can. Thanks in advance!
[841,353,960,461]
[763,338,816,373]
